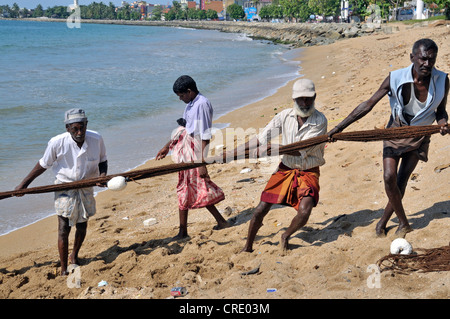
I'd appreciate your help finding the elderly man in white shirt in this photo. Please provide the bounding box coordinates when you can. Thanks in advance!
[235,78,328,253]
[15,109,108,275]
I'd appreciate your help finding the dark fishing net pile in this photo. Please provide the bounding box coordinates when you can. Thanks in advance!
[377,244,450,274]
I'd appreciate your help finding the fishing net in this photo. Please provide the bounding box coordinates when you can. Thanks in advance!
[0,125,443,200]
[377,244,450,274]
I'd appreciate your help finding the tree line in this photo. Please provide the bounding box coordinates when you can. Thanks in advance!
[1,0,448,21]
[1,2,126,19]
[258,0,448,22]
[0,1,219,20]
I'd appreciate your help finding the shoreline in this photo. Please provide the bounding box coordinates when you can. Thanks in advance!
[0,39,301,257]
[0,51,301,258]
[1,21,449,299]
[0,18,300,239]
[6,17,404,47]
[0,47,301,243]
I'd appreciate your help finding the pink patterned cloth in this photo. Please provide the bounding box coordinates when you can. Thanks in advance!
[170,127,225,210]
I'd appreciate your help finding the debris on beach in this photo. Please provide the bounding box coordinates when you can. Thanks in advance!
[143,218,157,226]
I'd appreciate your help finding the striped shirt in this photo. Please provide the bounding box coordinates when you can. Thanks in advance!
[258,108,328,170]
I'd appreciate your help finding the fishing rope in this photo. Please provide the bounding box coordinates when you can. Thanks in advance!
[0,125,443,200]
[377,244,450,274]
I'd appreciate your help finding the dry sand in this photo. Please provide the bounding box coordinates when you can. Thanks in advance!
[0,21,449,300]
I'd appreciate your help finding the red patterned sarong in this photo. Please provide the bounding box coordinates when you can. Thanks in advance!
[169,127,225,210]
[260,163,320,209]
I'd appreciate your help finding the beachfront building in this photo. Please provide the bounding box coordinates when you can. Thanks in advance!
[180,0,198,10]
[241,0,272,21]
[200,0,225,13]
[242,0,272,12]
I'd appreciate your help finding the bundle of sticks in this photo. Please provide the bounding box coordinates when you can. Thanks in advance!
[0,125,443,200]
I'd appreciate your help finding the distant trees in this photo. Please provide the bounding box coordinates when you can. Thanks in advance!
[278,0,313,22]
[45,6,71,19]
[32,4,44,17]
[82,2,117,20]
[150,5,163,21]
[308,0,340,17]
[2,0,448,23]
[164,1,219,21]
[259,4,284,20]
[227,3,245,20]
[116,3,140,20]
[0,1,222,22]
[424,0,449,19]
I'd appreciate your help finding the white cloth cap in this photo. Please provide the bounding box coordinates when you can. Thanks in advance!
[292,79,316,99]
[65,108,87,124]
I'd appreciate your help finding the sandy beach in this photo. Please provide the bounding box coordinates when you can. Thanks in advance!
[0,21,449,300]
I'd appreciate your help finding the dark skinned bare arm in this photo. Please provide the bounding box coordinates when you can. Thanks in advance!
[327,75,391,141]
[15,162,47,192]
[436,76,449,135]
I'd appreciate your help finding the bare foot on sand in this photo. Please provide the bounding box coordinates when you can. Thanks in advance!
[240,245,253,253]
[395,224,413,237]
[69,253,80,266]
[171,230,189,241]
[375,225,387,238]
[213,221,232,230]
[280,234,290,253]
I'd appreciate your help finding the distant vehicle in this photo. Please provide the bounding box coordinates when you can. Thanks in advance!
[251,15,261,22]
[397,7,414,21]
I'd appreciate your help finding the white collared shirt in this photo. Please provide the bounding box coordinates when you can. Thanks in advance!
[39,130,107,183]
[258,108,328,170]
[183,93,213,140]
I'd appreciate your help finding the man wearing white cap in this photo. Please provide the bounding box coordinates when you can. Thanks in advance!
[15,108,108,275]
[237,78,328,252]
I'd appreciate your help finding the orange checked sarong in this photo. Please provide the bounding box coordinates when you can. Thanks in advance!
[169,127,225,210]
[261,163,320,210]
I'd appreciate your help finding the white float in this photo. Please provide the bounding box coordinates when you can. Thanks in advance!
[390,238,413,255]
[107,176,127,191]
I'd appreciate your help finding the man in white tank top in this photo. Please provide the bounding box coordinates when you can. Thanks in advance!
[327,38,449,237]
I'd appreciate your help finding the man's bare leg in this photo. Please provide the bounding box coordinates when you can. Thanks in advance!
[377,154,419,236]
[206,204,231,230]
[173,209,189,240]
[57,216,71,276]
[241,202,272,252]
[70,221,87,265]
[281,196,314,251]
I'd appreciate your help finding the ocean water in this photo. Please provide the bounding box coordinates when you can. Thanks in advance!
[0,19,302,236]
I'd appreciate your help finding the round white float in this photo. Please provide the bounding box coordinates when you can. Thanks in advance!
[107,176,127,191]
[390,238,413,255]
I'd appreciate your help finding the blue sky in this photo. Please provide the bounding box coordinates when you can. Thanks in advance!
[1,0,173,8]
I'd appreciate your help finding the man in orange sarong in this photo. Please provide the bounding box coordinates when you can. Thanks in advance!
[156,75,229,240]
[237,79,328,252]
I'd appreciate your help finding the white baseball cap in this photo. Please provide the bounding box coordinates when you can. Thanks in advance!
[292,79,316,99]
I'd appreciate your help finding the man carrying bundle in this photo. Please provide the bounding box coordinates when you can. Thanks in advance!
[15,109,108,275]
[328,38,449,237]
[238,78,328,252]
